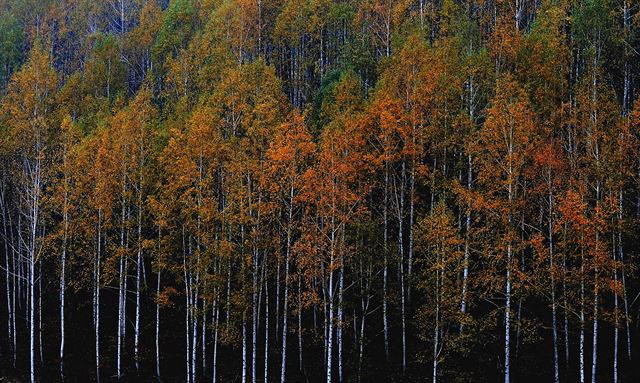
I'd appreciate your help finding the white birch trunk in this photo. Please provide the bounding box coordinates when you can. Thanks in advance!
[580,245,585,383]
[156,271,161,378]
[298,273,303,372]
[95,210,102,383]
[264,265,269,383]
[280,238,290,383]
[337,262,344,383]
[242,311,247,383]
[549,191,559,383]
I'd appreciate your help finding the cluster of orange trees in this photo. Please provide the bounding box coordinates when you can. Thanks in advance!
[1,0,640,382]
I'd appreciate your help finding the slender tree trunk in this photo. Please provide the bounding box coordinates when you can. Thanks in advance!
[407,155,415,305]
[562,223,570,369]
[337,260,344,383]
[95,210,102,383]
[326,221,335,383]
[192,277,199,383]
[60,202,67,380]
[460,155,472,330]
[591,285,598,383]
[202,297,207,377]
[184,231,191,383]
[592,203,600,383]
[280,202,292,383]
[212,294,219,383]
[38,261,42,364]
[613,229,618,383]
[30,242,35,383]
[623,0,630,114]
[265,265,270,383]
[549,190,559,383]
[298,272,303,372]
[505,242,511,383]
[432,257,440,383]
[4,211,12,362]
[617,191,631,360]
[135,217,142,372]
[11,212,16,368]
[117,190,126,379]
[243,311,247,383]
[252,251,258,383]
[1,185,15,370]
[156,271,161,378]
[397,161,407,372]
[276,262,280,337]
[580,243,585,383]
[382,163,389,360]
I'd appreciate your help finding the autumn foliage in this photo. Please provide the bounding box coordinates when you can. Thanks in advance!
[0,0,640,382]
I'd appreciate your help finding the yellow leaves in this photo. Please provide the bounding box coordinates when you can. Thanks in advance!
[417,203,463,259]
[474,74,535,195]
[2,40,57,154]
[274,0,311,44]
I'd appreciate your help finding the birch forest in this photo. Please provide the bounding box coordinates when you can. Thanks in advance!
[1,0,640,382]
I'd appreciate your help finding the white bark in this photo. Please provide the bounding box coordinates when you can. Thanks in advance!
[212,295,219,383]
[264,265,269,383]
[60,205,67,379]
[460,155,472,325]
[135,185,143,371]
[326,221,335,383]
[1,184,15,369]
[504,243,511,383]
[591,278,598,383]
[326,265,334,383]
[29,243,35,383]
[156,271,161,378]
[280,238,290,383]
[549,191,559,383]
[242,311,247,383]
[382,164,389,360]
[117,188,127,379]
[298,273,303,372]
[432,257,440,383]
[580,245,585,383]
[95,210,102,383]
[337,262,344,383]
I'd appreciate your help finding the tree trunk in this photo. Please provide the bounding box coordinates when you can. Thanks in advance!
[30,243,35,383]
[280,218,291,383]
[505,242,511,383]
[580,243,585,383]
[59,201,67,379]
[549,190,559,383]
[337,260,344,383]
[95,210,102,383]
[264,264,270,383]
[117,190,127,379]
[460,155,472,330]
[212,294,220,383]
[135,187,143,371]
[382,163,389,360]
[243,310,247,383]
[298,273,303,372]
[156,271,161,378]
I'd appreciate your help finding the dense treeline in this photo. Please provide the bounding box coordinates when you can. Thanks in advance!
[0,0,639,382]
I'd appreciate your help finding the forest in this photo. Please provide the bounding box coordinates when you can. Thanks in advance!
[0,0,639,382]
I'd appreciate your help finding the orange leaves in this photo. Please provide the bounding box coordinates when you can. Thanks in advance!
[263,112,315,196]
[474,74,535,195]
[155,286,178,308]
